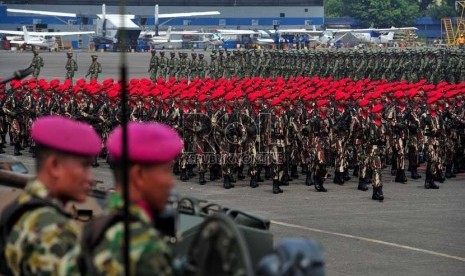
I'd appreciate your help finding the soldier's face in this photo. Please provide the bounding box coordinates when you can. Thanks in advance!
[133,162,175,212]
[51,154,94,203]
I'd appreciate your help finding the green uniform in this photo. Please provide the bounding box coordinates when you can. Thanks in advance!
[65,57,78,80]
[86,61,102,80]
[30,54,44,79]
[61,193,173,275]
[1,180,79,276]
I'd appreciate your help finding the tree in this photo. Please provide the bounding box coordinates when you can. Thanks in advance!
[425,0,459,19]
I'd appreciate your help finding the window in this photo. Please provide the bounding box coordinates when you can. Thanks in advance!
[183,20,192,26]
[305,8,309,12]
[219,19,226,26]
[33,19,42,24]
[272,20,280,26]
[68,19,77,25]
[305,20,313,26]
[251,19,259,26]
[280,13,285,18]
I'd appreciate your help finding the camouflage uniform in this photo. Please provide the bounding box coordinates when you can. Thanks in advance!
[148,50,159,81]
[86,56,102,80]
[197,54,208,79]
[30,50,44,79]
[1,180,79,276]
[157,52,169,80]
[167,52,179,79]
[65,52,78,81]
[61,193,173,275]
[2,91,24,155]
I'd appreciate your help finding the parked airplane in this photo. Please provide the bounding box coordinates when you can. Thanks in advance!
[7,5,220,48]
[0,26,95,49]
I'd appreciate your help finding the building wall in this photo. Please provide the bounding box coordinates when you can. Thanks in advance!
[2,0,324,6]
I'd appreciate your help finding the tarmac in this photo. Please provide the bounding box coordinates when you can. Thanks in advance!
[0,50,465,275]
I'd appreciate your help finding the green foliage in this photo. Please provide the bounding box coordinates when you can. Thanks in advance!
[425,0,459,19]
[324,0,420,27]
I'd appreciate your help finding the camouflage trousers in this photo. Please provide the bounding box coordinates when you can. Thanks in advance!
[394,137,406,171]
[180,137,195,170]
[9,118,22,144]
[333,138,345,173]
[408,135,420,169]
[368,145,383,188]
[312,137,328,179]
[195,135,215,174]
[425,137,439,178]
[270,143,285,182]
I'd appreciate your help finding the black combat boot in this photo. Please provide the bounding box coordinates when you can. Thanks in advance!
[333,171,344,185]
[0,146,5,154]
[13,143,22,156]
[411,167,421,179]
[301,166,308,174]
[445,165,456,178]
[272,180,282,194]
[209,167,217,181]
[237,166,245,180]
[249,175,259,188]
[314,176,327,192]
[305,172,314,186]
[223,176,231,189]
[229,175,235,188]
[257,168,265,182]
[180,169,189,182]
[395,169,407,184]
[230,173,236,184]
[188,165,196,177]
[343,168,351,181]
[377,186,384,201]
[199,173,206,185]
[264,166,271,180]
[352,165,359,177]
[31,146,36,158]
[372,187,380,200]
[291,165,299,179]
[358,178,368,191]
[425,172,439,189]
[173,162,180,175]
[434,170,445,183]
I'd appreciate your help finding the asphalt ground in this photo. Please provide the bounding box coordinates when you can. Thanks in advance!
[0,50,465,275]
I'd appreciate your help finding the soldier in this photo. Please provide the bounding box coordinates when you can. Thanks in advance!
[197,53,208,79]
[367,104,387,201]
[178,52,190,80]
[167,51,179,79]
[209,54,220,79]
[422,96,442,189]
[2,81,24,156]
[72,122,182,275]
[269,98,287,194]
[65,51,78,82]
[157,51,169,80]
[0,116,101,275]
[30,48,44,79]
[148,49,159,81]
[85,55,102,80]
[189,52,199,79]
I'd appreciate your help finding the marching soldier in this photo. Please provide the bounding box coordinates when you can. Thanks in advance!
[157,51,169,80]
[197,53,208,79]
[30,49,44,79]
[85,55,102,80]
[148,49,159,81]
[2,81,24,156]
[167,51,179,79]
[65,51,78,81]
[1,116,101,275]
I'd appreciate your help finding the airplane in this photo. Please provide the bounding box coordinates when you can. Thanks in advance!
[0,26,95,49]
[7,5,220,48]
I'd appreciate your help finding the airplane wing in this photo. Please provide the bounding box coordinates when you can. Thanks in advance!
[28,31,95,36]
[0,30,25,35]
[270,29,323,35]
[216,29,258,35]
[158,11,220,18]
[7,8,77,17]
[328,27,418,34]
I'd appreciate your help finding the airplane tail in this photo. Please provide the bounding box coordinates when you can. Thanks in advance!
[385,31,395,41]
[22,26,30,43]
[165,26,172,42]
[101,4,107,36]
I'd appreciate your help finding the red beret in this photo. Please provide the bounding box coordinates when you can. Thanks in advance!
[271,98,281,106]
[359,99,370,107]
[335,91,346,101]
[31,116,101,156]
[394,91,405,99]
[316,99,329,107]
[107,122,183,163]
[371,104,383,114]
[427,96,440,105]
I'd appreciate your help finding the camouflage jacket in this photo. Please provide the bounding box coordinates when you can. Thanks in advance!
[2,180,79,276]
[68,193,173,276]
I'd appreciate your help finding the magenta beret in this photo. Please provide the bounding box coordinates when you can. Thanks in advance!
[31,116,102,156]
[107,122,183,163]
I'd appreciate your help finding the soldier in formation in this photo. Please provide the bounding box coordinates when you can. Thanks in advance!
[30,49,44,79]
[65,51,78,81]
[86,55,102,80]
